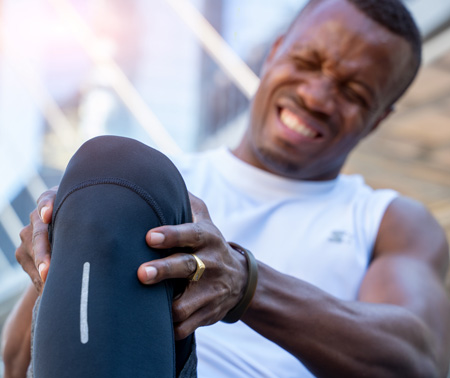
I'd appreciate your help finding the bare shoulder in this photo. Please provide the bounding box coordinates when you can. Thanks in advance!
[361,198,450,376]
[373,196,449,278]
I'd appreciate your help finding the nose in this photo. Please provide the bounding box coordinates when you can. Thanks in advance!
[296,75,336,117]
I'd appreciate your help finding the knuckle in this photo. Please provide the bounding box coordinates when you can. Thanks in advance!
[173,227,182,245]
[173,303,189,322]
[185,255,197,275]
[19,228,25,242]
[195,196,206,209]
[197,221,221,247]
[160,260,172,276]
[210,228,223,246]
[190,194,211,220]
[15,247,23,264]
[192,223,203,243]
[32,229,48,246]
[19,225,31,242]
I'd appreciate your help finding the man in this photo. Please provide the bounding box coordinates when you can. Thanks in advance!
[3,0,450,376]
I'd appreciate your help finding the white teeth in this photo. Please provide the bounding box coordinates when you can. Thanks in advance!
[280,108,318,138]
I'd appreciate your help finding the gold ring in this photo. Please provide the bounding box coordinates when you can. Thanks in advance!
[188,254,205,282]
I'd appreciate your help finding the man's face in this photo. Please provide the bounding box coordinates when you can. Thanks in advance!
[234,0,413,180]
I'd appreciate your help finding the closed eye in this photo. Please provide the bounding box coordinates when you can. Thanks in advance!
[292,57,319,71]
[341,85,369,108]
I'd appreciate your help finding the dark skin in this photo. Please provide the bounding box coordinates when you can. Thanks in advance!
[3,0,450,377]
[1,284,37,378]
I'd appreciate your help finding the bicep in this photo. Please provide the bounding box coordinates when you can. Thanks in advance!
[359,196,450,367]
[359,254,449,325]
[360,196,449,306]
[370,196,449,277]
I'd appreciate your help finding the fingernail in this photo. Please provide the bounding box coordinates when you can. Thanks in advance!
[144,266,157,280]
[150,232,165,245]
[40,206,49,221]
[38,263,46,280]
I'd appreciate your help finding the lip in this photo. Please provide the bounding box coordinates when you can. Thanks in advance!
[274,104,327,145]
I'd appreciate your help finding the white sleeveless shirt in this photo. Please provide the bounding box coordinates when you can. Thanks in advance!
[172,147,398,378]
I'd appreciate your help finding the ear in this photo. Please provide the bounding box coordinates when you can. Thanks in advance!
[267,35,285,62]
[369,105,395,134]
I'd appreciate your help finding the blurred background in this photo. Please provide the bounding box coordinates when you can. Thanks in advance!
[0,0,450,375]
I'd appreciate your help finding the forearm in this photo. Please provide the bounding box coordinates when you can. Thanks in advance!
[242,262,440,378]
[2,284,37,378]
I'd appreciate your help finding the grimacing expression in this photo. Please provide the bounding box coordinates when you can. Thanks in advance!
[235,0,413,181]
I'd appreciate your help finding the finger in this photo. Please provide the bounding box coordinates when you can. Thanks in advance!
[30,210,51,282]
[171,278,230,323]
[188,192,211,223]
[137,253,197,284]
[37,186,58,224]
[18,250,44,294]
[173,304,223,340]
[17,227,43,293]
[173,311,203,340]
[172,290,206,323]
[146,222,207,249]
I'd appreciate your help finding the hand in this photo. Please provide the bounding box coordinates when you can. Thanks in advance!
[16,186,58,293]
[137,193,248,339]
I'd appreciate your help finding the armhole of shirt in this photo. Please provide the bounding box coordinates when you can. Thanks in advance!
[360,188,399,260]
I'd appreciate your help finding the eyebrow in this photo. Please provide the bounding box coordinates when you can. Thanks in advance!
[290,42,377,100]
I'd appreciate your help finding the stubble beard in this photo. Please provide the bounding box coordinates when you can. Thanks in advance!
[256,145,303,178]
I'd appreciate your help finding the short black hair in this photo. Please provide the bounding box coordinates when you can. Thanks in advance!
[292,0,422,104]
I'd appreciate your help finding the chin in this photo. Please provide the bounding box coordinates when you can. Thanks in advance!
[257,146,305,179]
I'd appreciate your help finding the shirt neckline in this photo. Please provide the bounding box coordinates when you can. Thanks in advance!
[212,147,340,200]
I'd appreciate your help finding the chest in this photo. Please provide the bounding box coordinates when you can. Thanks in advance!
[198,187,371,301]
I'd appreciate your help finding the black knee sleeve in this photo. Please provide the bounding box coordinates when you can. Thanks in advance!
[33,136,193,378]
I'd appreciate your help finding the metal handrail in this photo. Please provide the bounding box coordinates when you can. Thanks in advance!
[164,0,260,100]
[46,0,182,156]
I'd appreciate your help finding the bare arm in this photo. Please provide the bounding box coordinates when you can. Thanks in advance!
[142,196,450,377]
[243,197,450,377]
[11,187,450,376]
[1,284,38,378]
[1,187,57,377]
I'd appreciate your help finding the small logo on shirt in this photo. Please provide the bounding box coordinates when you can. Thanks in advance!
[328,231,353,244]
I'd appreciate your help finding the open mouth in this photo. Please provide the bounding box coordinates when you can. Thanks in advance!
[278,107,322,139]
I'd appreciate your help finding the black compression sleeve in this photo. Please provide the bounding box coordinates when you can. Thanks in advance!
[33,136,194,378]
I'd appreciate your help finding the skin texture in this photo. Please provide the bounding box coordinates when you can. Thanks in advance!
[4,0,450,377]
[1,284,37,378]
[242,196,450,377]
[137,193,247,338]
[234,0,409,180]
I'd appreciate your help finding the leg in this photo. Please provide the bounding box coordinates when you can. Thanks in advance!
[32,136,194,378]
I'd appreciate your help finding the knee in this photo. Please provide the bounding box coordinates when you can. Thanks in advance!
[62,136,180,191]
[58,136,191,225]
[69,135,153,173]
